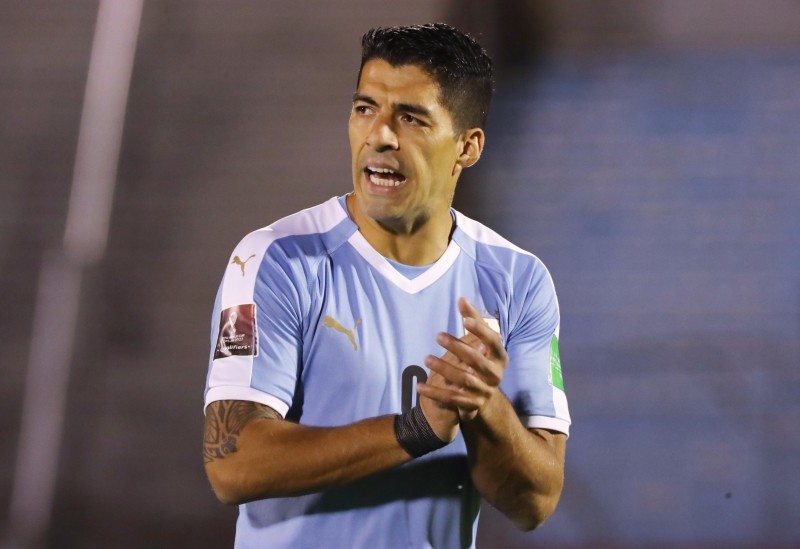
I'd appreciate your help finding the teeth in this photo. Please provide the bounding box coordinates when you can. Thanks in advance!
[369,173,403,187]
[366,166,404,187]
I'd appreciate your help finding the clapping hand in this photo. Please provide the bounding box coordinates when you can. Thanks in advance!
[418,297,508,422]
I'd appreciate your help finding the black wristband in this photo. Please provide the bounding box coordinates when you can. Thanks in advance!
[394,406,447,458]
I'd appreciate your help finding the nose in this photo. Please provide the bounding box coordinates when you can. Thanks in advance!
[366,115,399,152]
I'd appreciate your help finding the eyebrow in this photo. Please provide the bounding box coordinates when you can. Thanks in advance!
[352,93,378,106]
[352,93,433,119]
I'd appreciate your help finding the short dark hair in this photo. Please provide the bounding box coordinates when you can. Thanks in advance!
[358,23,494,133]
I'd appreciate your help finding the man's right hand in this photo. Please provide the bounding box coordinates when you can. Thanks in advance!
[418,332,483,442]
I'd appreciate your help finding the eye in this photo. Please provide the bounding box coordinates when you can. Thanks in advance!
[400,113,423,126]
[353,104,372,115]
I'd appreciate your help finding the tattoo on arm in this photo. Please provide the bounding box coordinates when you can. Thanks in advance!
[203,400,280,464]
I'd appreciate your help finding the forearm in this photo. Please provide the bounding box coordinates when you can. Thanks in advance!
[418,298,567,530]
[204,400,412,504]
[461,393,566,531]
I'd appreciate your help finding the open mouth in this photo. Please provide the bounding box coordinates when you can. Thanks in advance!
[365,167,406,187]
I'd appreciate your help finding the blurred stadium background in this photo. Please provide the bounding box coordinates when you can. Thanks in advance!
[1,1,798,547]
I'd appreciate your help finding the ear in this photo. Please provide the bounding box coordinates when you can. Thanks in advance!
[456,128,485,168]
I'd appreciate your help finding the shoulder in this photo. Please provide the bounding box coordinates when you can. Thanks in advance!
[218,197,354,298]
[236,196,351,253]
[453,210,548,277]
[228,197,353,268]
[268,196,352,240]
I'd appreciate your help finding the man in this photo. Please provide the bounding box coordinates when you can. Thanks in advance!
[203,23,570,548]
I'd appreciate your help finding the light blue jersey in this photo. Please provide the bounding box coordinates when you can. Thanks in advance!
[205,195,570,549]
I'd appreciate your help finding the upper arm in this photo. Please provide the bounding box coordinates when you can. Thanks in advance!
[528,427,567,464]
[205,230,308,417]
[203,400,282,466]
[503,258,571,436]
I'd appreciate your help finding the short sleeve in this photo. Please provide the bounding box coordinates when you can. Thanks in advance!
[204,229,306,417]
[501,258,571,436]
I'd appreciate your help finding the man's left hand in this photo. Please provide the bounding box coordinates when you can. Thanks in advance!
[417,297,509,421]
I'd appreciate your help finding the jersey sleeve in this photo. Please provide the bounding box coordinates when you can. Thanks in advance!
[204,229,306,417]
[502,257,571,436]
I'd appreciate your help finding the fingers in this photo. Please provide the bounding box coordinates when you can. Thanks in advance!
[425,353,483,391]
[416,381,482,416]
[437,331,481,369]
[418,298,508,419]
[459,297,506,361]
[419,297,509,420]
[423,369,457,407]
[420,350,493,418]
[433,331,504,387]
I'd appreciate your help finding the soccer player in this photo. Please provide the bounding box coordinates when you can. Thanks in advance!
[203,23,570,548]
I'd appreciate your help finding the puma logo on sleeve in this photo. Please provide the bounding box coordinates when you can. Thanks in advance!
[231,254,257,276]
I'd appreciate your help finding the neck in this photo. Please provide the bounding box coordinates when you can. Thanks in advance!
[346,194,454,265]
